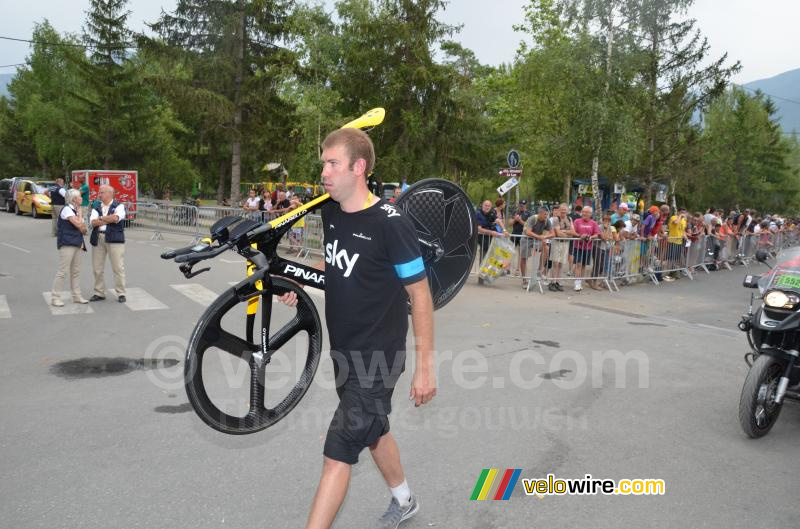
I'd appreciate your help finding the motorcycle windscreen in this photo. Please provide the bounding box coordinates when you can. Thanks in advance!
[763,247,800,292]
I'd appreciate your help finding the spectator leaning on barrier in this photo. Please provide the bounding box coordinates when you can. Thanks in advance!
[664,207,688,281]
[475,199,507,286]
[273,190,292,215]
[288,196,305,250]
[589,212,615,290]
[571,206,600,292]
[625,214,641,240]
[522,206,553,288]
[642,206,660,240]
[476,199,506,257]
[259,189,273,213]
[610,202,630,226]
[89,185,127,303]
[549,204,574,291]
[50,189,89,306]
[510,200,531,275]
[243,189,261,218]
[494,197,506,229]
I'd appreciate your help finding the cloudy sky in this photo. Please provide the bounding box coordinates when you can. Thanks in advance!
[1,0,798,84]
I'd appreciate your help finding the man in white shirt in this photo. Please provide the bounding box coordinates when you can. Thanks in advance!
[89,185,127,302]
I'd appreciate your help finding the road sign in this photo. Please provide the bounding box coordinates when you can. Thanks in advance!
[498,168,523,177]
[497,176,519,195]
[507,150,520,169]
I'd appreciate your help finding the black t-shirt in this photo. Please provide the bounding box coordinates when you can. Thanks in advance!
[275,199,290,210]
[511,209,532,236]
[321,199,426,413]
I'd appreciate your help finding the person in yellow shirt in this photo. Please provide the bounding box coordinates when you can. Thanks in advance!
[664,207,688,281]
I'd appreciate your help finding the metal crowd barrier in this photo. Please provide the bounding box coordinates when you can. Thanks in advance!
[299,214,324,258]
[126,201,199,240]
[473,229,800,294]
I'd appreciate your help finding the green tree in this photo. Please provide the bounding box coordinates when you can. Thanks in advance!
[151,0,296,203]
[627,0,739,203]
[699,88,800,213]
[6,22,91,178]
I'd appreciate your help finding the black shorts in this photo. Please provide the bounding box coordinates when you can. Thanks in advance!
[324,384,392,464]
[571,246,593,266]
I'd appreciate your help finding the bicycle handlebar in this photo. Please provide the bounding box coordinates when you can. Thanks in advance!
[174,242,231,263]
[161,243,203,260]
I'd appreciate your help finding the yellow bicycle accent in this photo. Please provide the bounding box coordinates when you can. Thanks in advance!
[340,107,385,130]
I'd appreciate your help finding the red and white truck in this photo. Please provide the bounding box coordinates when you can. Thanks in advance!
[71,170,138,215]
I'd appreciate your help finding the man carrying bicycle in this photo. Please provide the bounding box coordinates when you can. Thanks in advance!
[280,127,435,529]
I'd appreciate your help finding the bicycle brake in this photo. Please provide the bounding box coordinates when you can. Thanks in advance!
[180,262,211,279]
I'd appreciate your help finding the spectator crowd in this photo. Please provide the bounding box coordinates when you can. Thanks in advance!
[476,198,798,292]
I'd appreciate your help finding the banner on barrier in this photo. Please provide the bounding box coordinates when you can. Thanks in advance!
[479,237,515,283]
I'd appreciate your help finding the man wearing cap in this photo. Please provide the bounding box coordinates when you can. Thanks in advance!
[510,200,532,280]
[611,202,630,226]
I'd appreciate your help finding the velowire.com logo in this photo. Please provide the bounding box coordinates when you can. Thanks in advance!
[470,469,522,501]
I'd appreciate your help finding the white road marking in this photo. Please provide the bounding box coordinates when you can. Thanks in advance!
[41,292,94,316]
[170,284,218,306]
[0,295,10,318]
[1,242,31,254]
[115,287,168,311]
[221,258,246,264]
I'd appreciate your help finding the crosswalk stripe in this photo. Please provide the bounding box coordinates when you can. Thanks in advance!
[41,292,94,316]
[115,287,168,311]
[170,283,218,306]
[0,295,10,318]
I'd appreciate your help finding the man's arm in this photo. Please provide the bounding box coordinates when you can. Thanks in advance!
[405,278,435,407]
[277,260,324,307]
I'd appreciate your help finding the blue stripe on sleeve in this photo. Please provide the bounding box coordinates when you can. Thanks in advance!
[394,257,425,279]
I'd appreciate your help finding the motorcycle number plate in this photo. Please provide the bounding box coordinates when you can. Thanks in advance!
[775,273,800,289]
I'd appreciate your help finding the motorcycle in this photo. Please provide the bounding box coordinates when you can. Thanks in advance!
[738,248,800,437]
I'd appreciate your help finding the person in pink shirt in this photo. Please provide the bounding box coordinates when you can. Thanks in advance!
[571,206,600,291]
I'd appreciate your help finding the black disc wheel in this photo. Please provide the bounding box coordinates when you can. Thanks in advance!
[739,354,785,438]
[184,277,322,434]
[395,178,477,310]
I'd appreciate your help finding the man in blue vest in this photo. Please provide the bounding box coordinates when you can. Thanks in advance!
[89,185,127,303]
[49,177,67,237]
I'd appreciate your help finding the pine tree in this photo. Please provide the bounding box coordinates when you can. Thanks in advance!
[151,0,295,203]
[74,0,142,167]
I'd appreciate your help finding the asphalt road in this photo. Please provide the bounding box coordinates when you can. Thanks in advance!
[1,211,798,529]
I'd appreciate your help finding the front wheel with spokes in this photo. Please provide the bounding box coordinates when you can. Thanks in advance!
[739,353,785,438]
[184,277,323,435]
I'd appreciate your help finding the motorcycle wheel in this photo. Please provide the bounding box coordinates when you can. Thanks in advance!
[738,354,785,438]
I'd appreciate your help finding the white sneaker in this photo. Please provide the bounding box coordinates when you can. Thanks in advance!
[574,280,582,291]
[51,297,64,307]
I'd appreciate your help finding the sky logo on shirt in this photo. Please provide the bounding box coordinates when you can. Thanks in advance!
[381,204,400,218]
[325,239,359,278]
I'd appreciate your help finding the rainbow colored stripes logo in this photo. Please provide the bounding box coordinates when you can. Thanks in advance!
[470,469,522,500]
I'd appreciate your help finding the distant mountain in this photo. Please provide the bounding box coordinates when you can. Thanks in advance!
[743,68,800,134]
[0,73,14,99]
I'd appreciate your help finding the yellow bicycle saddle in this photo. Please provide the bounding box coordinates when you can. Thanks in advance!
[340,107,385,130]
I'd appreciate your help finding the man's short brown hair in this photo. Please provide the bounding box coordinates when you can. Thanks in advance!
[321,128,375,175]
